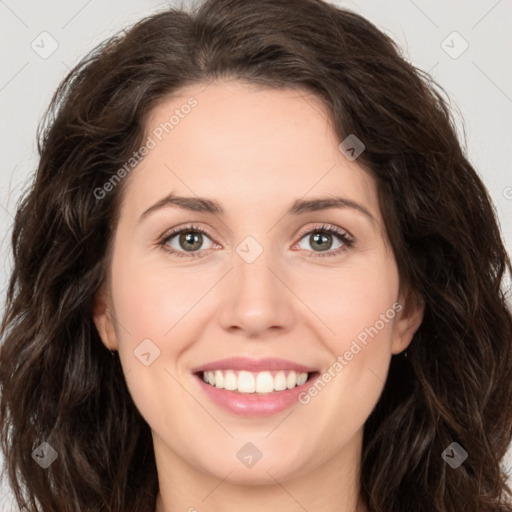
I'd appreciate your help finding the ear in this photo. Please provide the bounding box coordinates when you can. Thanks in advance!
[391,286,424,355]
[92,285,118,351]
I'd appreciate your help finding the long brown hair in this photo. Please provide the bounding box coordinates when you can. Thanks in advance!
[1,0,511,510]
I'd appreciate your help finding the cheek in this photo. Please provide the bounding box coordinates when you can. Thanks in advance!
[334,263,400,379]
[108,245,217,417]
[110,239,212,346]
[293,255,399,426]
[108,255,192,429]
[297,315,396,451]
[292,252,400,344]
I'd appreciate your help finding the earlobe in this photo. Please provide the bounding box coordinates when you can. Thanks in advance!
[391,288,424,355]
[92,287,118,351]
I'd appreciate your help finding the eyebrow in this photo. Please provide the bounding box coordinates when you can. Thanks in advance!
[139,193,376,224]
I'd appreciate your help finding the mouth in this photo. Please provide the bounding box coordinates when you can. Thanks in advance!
[194,369,320,395]
[190,357,321,416]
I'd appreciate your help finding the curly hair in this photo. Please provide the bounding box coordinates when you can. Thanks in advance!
[1,0,511,510]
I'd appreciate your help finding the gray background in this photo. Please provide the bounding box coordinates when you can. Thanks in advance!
[1,0,511,508]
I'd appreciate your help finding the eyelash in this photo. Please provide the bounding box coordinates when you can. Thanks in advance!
[158,223,354,259]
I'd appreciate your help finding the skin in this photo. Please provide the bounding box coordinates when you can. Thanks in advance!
[93,79,424,512]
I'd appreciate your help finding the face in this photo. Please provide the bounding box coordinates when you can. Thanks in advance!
[93,80,423,489]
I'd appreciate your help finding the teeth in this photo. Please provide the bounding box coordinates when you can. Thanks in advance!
[256,371,274,393]
[201,369,309,394]
[296,372,308,386]
[238,371,255,393]
[224,371,237,391]
[214,370,224,388]
[274,371,288,391]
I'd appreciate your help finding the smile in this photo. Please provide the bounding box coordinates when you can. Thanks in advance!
[194,370,320,417]
[199,369,313,394]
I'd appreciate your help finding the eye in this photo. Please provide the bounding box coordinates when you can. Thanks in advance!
[294,224,354,257]
[158,223,354,259]
[159,224,216,258]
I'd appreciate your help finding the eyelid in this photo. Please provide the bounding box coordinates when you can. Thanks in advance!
[294,223,353,243]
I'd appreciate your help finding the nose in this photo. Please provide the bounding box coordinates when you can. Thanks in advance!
[218,247,296,338]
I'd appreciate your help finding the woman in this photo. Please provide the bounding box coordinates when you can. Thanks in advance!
[1,0,511,510]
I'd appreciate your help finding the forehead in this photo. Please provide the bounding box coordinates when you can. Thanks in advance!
[121,80,379,222]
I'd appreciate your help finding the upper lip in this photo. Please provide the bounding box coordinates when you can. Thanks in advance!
[191,357,318,374]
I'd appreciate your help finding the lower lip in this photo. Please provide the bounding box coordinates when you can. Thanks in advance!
[194,373,319,417]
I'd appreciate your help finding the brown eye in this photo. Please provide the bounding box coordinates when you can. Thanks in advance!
[307,232,335,252]
[177,231,205,252]
[295,224,354,258]
[160,225,215,258]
